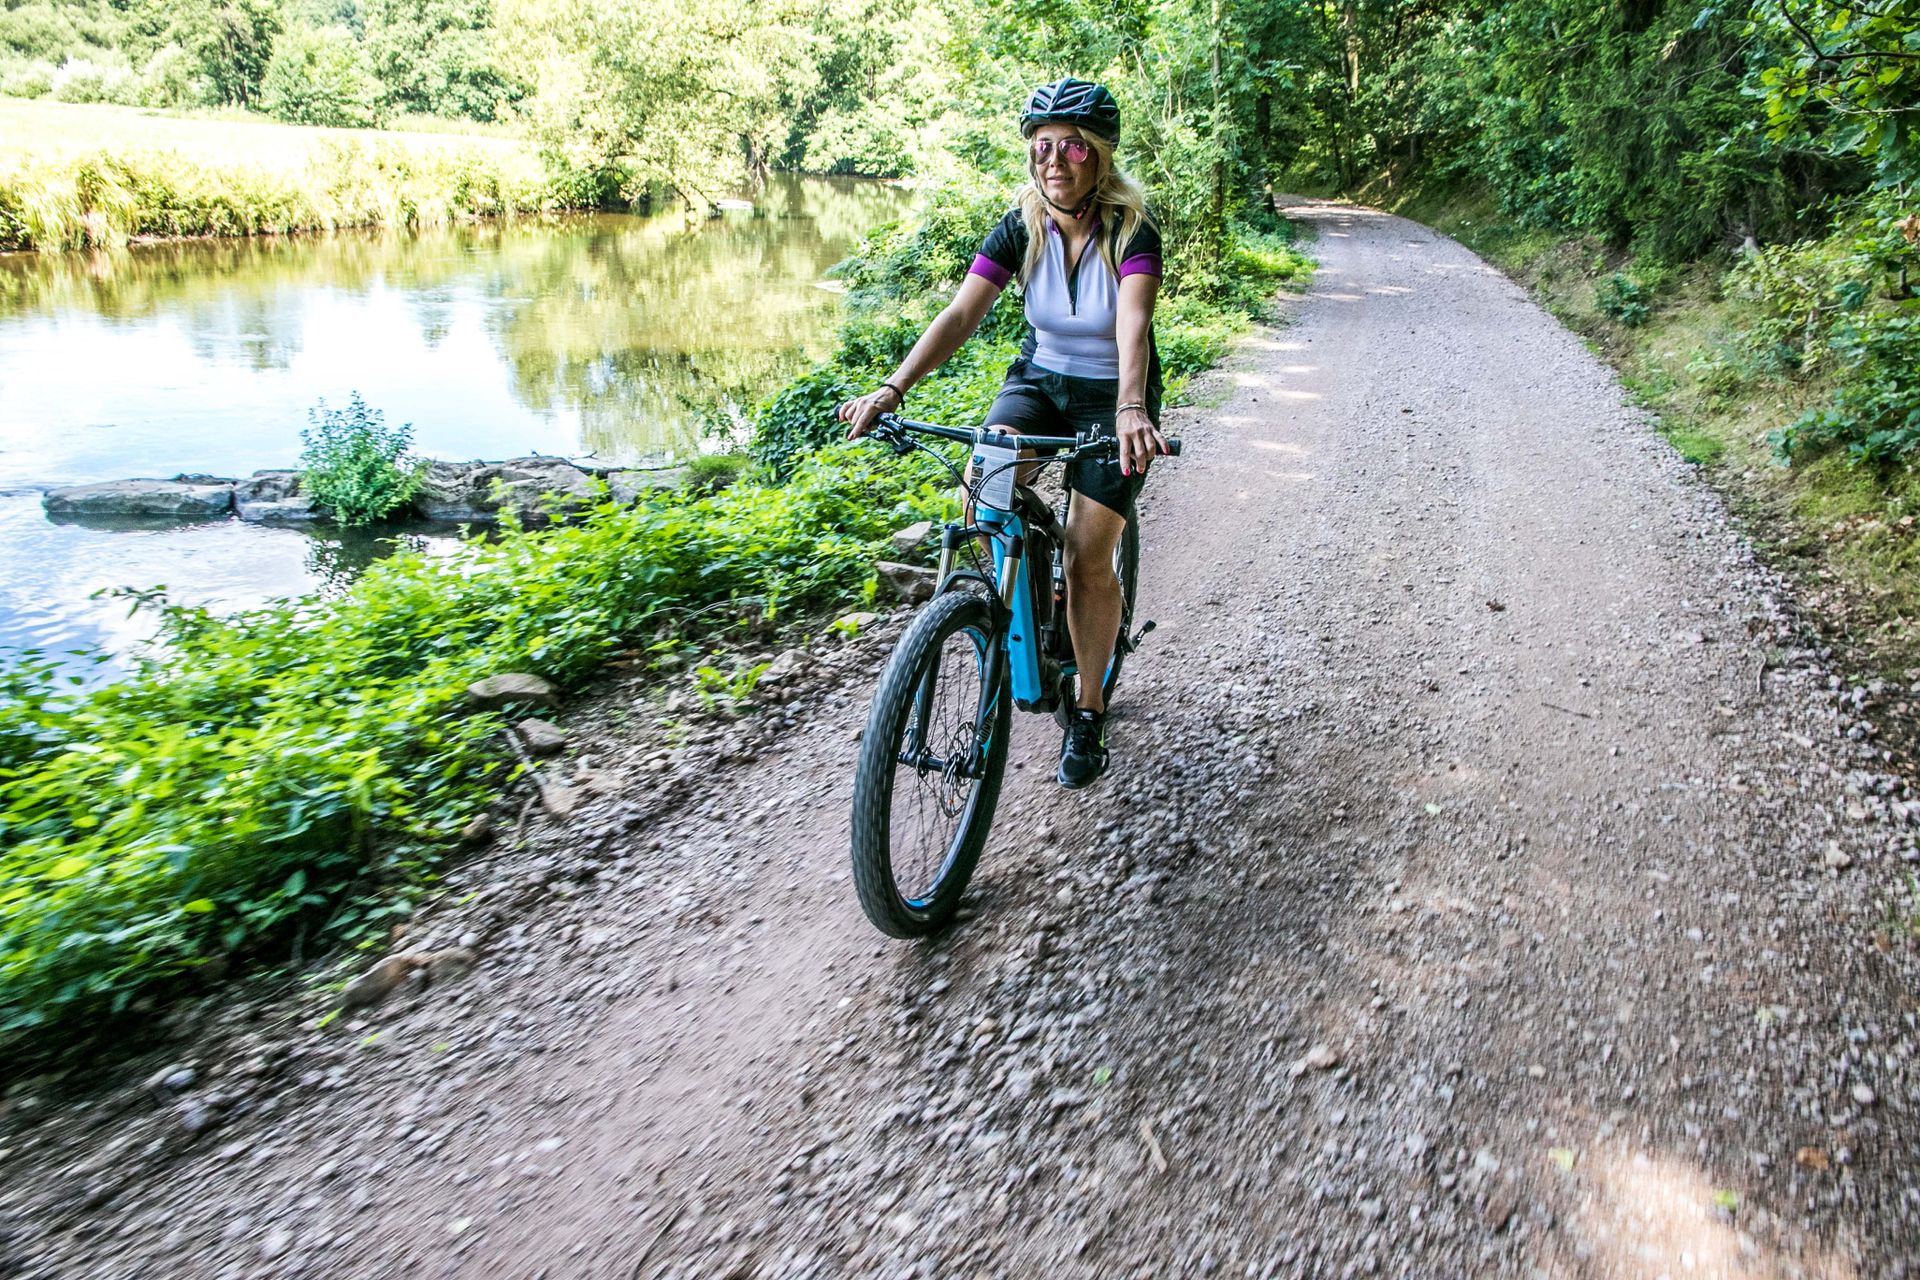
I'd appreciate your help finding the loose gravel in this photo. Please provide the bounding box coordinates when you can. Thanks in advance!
[2,200,1916,1280]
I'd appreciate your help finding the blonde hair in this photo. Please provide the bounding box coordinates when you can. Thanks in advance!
[1015,131,1152,287]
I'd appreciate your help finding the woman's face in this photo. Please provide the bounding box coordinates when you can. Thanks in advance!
[1030,123,1099,210]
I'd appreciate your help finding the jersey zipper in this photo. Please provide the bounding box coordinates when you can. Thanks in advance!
[1064,233,1089,315]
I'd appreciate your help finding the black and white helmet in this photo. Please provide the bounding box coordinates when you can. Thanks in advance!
[1020,78,1121,143]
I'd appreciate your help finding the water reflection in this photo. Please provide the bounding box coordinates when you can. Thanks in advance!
[0,174,912,670]
[0,174,909,485]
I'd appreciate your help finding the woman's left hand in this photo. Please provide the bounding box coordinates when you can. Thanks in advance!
[1117,406,1168,476]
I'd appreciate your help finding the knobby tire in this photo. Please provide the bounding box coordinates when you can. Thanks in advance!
[850,591,1012,937]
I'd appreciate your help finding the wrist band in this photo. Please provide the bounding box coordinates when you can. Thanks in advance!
[1116,401,1147,415]
[881,381,906,402]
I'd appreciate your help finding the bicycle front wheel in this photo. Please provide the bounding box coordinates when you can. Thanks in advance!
[850,591,1011,937]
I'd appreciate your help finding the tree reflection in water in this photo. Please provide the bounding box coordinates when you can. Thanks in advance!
[0,174,912,476]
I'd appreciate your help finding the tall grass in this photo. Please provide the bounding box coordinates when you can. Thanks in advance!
[0,100,589,251]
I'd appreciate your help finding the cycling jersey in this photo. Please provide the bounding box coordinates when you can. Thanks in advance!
[968,209,1163,384]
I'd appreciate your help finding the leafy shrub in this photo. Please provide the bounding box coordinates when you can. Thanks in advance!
[299,393,425,527]
[1733,190,1920,469]
[801,106,913,178]
[681,452,749,495]
[0,62,54,97]
[261,24,384,128]
[1770,313,1920,469]
[750,367,858,481]
[0,137,567,252]
[50,54,137,104]
[1598,273,1651,327]
[0,444,955,1034]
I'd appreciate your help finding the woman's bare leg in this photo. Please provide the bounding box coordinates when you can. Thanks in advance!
[1062,491,1127,714]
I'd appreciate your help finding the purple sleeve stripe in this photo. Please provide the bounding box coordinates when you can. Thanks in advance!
[968,255,1013,288]
[1118,254,1163,279]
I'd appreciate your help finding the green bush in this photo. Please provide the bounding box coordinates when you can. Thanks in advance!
[261,24,384,128]
[681,451,750,495]
[1770,313,1920,470]
[750,367,859,481]
[800,106,913,178]
[299,393,425,527]
[0,444,955,1034]
[1598,273,1651,327]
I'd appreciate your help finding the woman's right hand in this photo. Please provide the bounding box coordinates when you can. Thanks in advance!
[838,384,904,440]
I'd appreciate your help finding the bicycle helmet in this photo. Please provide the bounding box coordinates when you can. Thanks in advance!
[1020,78,1121,143]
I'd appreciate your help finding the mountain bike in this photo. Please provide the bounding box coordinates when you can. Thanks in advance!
[849,413,1181,937]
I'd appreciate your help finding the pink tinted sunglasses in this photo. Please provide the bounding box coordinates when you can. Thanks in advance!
[1030,137,1092,165]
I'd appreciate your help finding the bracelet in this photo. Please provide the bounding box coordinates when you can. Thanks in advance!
[880,381,906,403]
[1116,401,1149,416]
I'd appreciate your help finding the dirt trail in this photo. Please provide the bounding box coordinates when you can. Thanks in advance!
[6,201,1919,1279]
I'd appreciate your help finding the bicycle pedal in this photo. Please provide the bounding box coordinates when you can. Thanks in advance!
[1128,619,1157,649]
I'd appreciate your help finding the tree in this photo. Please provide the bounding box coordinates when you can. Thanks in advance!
[135,0,280,106]
[1752,0,1920,188]
[260,23,384,127]
[359,0,524,120]
[496,0,819,206]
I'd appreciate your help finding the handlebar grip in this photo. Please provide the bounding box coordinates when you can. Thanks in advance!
[1161,437,1182,457]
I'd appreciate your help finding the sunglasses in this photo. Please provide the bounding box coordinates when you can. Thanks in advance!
[1030,137,1092,165]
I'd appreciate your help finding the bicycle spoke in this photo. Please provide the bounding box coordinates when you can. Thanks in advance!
[887,624,989,904]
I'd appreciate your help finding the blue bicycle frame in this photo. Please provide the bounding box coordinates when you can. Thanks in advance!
[939,430,1058,711]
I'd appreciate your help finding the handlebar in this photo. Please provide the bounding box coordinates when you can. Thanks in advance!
[872,413,1182,458]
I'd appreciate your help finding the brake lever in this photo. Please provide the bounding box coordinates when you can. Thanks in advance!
[869,422,915,456]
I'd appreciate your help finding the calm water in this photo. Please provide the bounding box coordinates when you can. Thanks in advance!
[0,175,909,669]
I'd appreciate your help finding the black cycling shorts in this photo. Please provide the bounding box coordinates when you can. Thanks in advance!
[985,357,1162,517]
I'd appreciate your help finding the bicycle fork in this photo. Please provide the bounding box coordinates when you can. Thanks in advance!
[896,621,1007,781]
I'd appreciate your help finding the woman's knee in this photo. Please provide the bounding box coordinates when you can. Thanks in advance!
[1064,537,1117,590]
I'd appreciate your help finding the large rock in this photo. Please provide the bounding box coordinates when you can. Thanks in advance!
[233,470,319,523]
[876,561,937,603]
[467,672,559,713]
[515,718,568,756]
[414,458,597,525]
[890,520,934,555]
[44,478,234,519]
[607,468,686,505]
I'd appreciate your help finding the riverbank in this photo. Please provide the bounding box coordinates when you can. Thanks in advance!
[0,177,909,672]
[0,99,580,251]
[1376,179,1920,694]
[0,196,1313,1042]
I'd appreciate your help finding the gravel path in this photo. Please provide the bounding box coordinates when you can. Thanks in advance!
[5,200,1919,1279]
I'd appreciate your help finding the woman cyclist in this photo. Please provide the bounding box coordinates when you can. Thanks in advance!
[839,77,1169,790]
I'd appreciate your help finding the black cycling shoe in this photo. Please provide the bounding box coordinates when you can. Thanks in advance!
[1056,707,1109,789]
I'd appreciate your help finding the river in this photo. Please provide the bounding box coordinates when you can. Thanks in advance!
[0,175,910,670]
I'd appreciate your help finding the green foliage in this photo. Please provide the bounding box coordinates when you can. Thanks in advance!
[495,0,818,206]
[0,128,580,253]
[1599,273,1652,327]
[750,366,859,481]
[1724,189,1920,469]
[0,442,955,1033]
[0,0,279,108]
[299,393,426,526]
[1771,314,1920,469]
[262,24,385,128]
[681,451,750,495]
[168,0,280,107]
[1751,0,1920,190]
[693,657,770,707]
[359,0,523,122]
